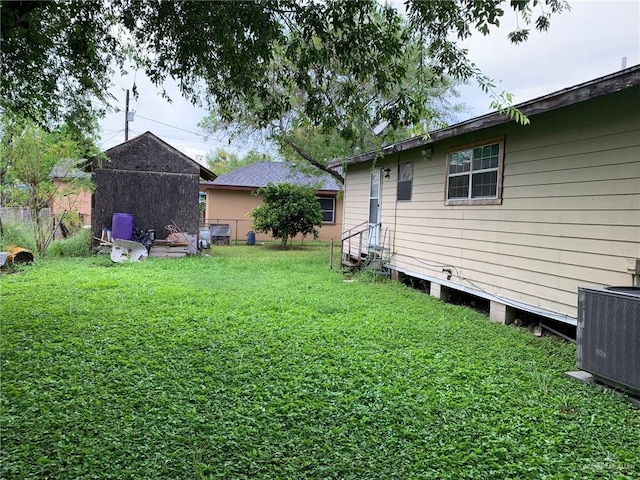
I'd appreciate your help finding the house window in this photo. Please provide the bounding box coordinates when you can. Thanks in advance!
[446,137,504,205]
[318,197,336,223]
[397,162,413,201]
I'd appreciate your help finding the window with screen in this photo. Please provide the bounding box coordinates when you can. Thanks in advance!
[446,138,504,205]
[397,162,413,201]
[318,197,336,223]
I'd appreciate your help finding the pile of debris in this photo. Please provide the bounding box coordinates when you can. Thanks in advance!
[98,224,198,263]
[149,226,196,259]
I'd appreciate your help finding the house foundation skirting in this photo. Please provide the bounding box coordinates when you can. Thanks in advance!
[392,266,577,327]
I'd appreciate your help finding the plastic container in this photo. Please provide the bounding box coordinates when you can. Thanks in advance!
[112,213,134,240]
[7,246,34,264]
[246,231,256,245]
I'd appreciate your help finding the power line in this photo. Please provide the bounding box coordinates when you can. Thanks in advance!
[134,114,207,137]
[133,113,233,147]
[101,129,124,146]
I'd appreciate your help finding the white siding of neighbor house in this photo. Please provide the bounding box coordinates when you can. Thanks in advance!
[342,87,640,321]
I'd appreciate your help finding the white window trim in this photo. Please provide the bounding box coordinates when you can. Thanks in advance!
[397,161,413,201]
[445,136,505,206]
[318,196,336,224]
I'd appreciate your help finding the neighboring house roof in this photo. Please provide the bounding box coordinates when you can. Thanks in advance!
[103,131,217,181]
[330,65,640,168]
[202,162,342,193]
[49,158,91,179]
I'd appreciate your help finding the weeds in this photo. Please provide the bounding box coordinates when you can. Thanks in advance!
[1,245,639,479]
[0,221,37,253]
[46,228,92,257]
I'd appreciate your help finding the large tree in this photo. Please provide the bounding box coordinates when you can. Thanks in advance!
[199,23,464,184]
[1,1,567,139]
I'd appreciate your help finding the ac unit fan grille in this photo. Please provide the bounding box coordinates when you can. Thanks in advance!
[577,287,640,396]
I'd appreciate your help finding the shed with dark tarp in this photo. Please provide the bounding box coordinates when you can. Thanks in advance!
[91,131,216,244]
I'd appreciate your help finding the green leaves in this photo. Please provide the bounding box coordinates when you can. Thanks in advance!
[204,149,273,176]
[251,182,324,246]
[0,116,96,255]
[3,1,567,149]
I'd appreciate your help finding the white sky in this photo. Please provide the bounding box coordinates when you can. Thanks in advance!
[99,0,640,161]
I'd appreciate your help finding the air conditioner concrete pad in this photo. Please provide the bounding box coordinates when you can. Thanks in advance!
[565,371,595,384]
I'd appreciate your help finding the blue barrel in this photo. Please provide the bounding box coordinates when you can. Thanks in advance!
[246,230,256,245]
[112,213,134,240]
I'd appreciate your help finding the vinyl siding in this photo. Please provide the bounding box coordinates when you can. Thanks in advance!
[341,87,640,320]
[342,169,372,232]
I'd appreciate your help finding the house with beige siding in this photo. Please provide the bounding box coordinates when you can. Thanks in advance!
[200,162,343,243]
[334,66,640,327]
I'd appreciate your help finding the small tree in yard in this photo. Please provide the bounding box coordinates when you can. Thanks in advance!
[251,183,323,247]
[0,116,96,255]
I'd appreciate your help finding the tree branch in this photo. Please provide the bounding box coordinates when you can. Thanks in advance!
[280,135,344,184]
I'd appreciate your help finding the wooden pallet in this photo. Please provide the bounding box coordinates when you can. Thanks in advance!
[149,242,189,258]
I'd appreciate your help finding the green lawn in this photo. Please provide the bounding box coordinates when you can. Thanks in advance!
[1,245,638,479]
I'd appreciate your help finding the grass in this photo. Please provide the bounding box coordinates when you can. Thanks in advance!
[1,245,639,479]
[46,228,92,258]
[0,221,37,254]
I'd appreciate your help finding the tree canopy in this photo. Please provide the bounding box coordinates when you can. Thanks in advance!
[198,13,465,183]
[205,149,275,176]
[1,1,568,139]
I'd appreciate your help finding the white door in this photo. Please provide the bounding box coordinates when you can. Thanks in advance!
[368,169,381,247]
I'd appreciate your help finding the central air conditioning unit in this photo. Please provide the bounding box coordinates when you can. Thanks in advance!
[577,286,640,397]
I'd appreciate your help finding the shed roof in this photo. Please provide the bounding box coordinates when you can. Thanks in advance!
[49,158,91,179]
[202,162,342,192]
[330,65,640,168]
[104,131,217,181]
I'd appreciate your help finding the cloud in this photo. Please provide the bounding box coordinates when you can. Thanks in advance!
[455,0,640,118]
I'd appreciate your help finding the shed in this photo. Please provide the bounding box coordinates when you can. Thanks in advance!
[91,132,216,243]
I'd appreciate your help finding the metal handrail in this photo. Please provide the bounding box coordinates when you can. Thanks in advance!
[341,220,370,241]
[340,222,382,267]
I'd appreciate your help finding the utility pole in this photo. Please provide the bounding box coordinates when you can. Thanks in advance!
[125,89,130,141]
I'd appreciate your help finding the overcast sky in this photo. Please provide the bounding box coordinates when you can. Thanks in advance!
[99,0,640,161]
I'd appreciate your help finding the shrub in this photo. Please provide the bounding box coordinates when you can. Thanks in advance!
[46,228,92,257]
[0,221,37,253]
[251,182,323,247]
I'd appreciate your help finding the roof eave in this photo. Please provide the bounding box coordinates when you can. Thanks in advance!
[332,65,640,168]
[103,131,217,181]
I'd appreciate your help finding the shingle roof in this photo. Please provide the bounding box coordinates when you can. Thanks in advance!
[49,159,91,179]
[206,162,342,191]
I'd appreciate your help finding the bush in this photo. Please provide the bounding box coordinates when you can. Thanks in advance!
[251,182,324,247]
[0,221,37,253]
[46,228,92,257]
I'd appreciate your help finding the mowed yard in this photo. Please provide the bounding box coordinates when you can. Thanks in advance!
[1,245,638,480]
